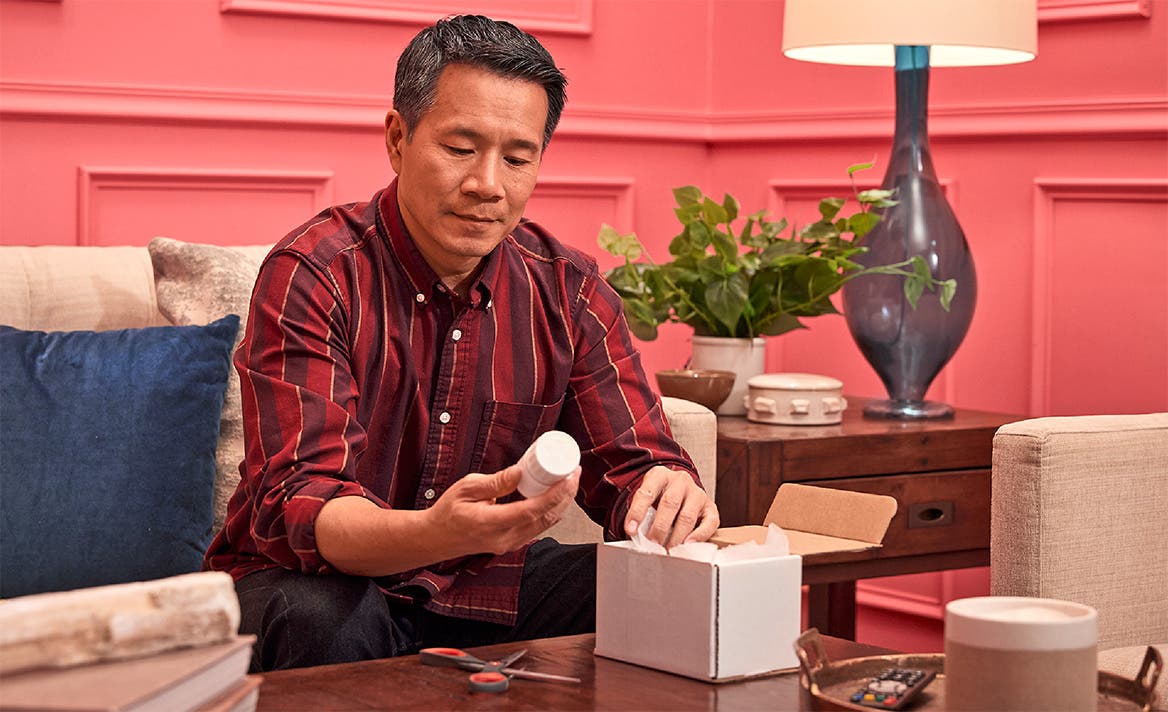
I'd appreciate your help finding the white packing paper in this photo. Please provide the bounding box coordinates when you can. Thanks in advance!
[628,507,791,563]
[629,506,667,556]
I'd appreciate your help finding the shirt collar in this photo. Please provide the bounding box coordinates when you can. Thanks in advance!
[378,179,498,309]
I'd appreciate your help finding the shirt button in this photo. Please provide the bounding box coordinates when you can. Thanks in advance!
[415,293,425,303]
[451,329,462,342]
[438,411,451,424]
[423,488,436,500]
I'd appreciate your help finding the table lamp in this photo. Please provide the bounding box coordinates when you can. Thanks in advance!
[782,0,1037,418]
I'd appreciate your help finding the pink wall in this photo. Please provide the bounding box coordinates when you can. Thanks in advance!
[3,0,1166,652]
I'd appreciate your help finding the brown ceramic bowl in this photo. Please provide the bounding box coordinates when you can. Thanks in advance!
[655,369,737,412]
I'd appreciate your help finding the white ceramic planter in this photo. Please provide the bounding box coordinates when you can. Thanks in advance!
[688,336,766,416]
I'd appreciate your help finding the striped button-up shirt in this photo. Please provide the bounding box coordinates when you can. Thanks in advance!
[204,180,699,624]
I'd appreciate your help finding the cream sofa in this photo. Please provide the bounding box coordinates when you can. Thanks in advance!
[0,240,717,550]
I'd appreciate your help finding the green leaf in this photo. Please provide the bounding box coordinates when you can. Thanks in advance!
[904,275,926,307]
[711,229,738,263]
[795,259,843,298]
[759,240,802,265]
[762,216,789,238]
[674,203,702,225]
[623,303,659,341]
[722,193,740,222]
[847,211,881,238]
[697,254,725,281]
[760,312,806,336]
[668,230,694,258]
[705,272,749,333]
[739,217,762,246]
[800,220,838,240]
[911,255,932,280]
[940,279,957,311]
[793,295,841,317]
[686,220,712,250]
[597,223,643,260]
[673,185,702,208]
[818,197,846,222]
[604,264,642,294]
[847,160,876,176]
[857,189,899,208]
[702,197,728,226]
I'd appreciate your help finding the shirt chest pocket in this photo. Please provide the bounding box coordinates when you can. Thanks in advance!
[470,397,565,477]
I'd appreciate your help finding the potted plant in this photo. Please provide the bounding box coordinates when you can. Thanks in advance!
[597,162,955,414]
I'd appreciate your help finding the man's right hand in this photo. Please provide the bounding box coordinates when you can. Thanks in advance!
[315,464,579,577]
[426,464,580,558]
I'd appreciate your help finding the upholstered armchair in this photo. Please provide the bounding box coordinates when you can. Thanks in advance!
[990,413,1167,705]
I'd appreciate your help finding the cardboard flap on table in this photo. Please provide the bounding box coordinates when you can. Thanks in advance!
[708,483,898,555]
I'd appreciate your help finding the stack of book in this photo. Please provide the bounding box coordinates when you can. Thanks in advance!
[0,572,259,712]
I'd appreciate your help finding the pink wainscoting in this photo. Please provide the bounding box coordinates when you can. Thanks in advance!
[2,0,1166,652]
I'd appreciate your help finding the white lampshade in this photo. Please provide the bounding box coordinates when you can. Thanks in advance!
[782,0,1037,67]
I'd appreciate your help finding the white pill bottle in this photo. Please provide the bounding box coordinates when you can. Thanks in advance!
[517,430,580,498]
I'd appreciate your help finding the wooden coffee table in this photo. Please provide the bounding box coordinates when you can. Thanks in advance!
[255,633,892,710]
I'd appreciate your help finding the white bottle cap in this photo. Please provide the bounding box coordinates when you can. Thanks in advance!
[517,430,580,498]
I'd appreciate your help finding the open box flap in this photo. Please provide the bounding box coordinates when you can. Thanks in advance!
[708,483,897,554]
[765,483,897,544]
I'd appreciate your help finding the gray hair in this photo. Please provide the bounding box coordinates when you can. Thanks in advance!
[393,15,567,149]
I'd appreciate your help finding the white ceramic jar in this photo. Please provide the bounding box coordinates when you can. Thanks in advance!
[743,373,847,425]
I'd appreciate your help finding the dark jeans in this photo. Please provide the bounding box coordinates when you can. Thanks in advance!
[235,538,596,672]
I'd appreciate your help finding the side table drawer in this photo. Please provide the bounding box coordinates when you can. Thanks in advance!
[806,469,990,558]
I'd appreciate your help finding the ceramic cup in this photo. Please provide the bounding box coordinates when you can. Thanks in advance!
[944,596,1097,711]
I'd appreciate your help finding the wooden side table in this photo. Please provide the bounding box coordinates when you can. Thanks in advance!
[715,397,1020,640]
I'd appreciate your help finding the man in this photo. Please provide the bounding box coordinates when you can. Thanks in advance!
[204,14,718,672]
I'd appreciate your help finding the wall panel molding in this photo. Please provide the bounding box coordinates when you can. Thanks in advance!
[1038,0,1151,22]
[0,81,388,129]
[857,582,945,621]
[77,166,334,245]
[1030,177,1168,414]
[220,0,594,35]
[4,81,1165,143]
[531,176,635,229]
[711,98,1168,142]
[857,570,973,621]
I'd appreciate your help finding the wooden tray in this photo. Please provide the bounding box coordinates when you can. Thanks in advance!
[794,629,1163,712]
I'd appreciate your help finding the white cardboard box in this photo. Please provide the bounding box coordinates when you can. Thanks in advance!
[594,483,897,681]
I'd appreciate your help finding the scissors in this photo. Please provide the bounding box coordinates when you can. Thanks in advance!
[419,647,581,693]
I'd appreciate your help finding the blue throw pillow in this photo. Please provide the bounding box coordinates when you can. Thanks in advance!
[0,315,239,598]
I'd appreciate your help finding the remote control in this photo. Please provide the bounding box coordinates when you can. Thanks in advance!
[848,667,936,709]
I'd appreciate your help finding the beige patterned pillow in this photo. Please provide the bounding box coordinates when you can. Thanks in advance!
[148,237,272,534]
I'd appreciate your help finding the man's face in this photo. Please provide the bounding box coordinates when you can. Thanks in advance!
[386,64,548,285]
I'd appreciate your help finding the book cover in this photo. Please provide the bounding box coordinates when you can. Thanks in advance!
[194,675,261,712]
[0,636,254,712]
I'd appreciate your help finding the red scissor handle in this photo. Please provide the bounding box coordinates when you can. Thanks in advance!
[419,647,485,672]
[468,671,509,693]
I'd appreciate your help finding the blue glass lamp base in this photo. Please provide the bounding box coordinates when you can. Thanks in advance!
[863,399,954,419]
[842,46,976,422]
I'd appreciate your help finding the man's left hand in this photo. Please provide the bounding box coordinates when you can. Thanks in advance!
[623,466,719,548]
